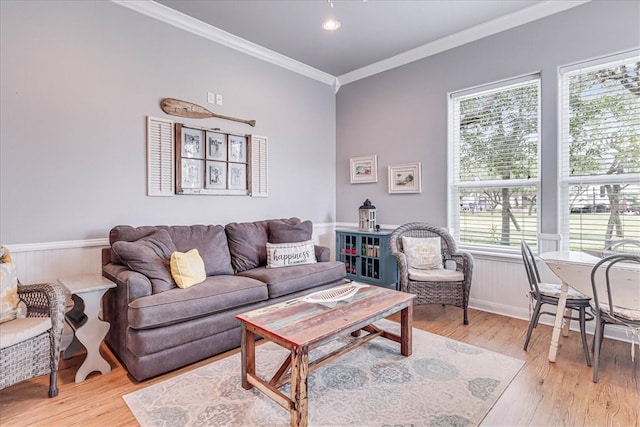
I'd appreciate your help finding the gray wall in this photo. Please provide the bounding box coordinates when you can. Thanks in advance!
[336,0,640,232]
[0,1,336,244]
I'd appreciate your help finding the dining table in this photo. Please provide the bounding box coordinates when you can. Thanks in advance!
[539,250,640,363]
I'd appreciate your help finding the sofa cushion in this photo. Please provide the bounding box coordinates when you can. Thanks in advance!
[111,229,177,294]
[165,225,234,276]
[238,261,346,299]
[170,249,206,289]
[225,218,300,273]
[127,275,268,329]
[110,225,160,264]
[268,220,313,243]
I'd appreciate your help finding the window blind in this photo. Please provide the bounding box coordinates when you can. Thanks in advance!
[559,52,640,251]
[449,75,540,250]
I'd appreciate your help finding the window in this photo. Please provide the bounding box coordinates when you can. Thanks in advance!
[449,75,541,251]
[559,52,640,252]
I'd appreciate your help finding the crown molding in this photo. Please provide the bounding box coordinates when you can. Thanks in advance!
[113,0,589,91]
[112,0,339,90]
[337,0,591,86]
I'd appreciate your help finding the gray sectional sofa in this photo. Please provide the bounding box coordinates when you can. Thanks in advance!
[101,217,345,381]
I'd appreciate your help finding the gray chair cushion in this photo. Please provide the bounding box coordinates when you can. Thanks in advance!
[237,261,346,298]
[111,229,177,294]
[127,275,268,329]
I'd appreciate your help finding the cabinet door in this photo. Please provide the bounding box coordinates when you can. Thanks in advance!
[336,232,358,278]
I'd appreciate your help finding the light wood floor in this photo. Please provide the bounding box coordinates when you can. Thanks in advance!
[1,305,638,426]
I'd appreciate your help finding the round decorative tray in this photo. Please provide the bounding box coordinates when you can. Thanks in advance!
[302,282,368,307]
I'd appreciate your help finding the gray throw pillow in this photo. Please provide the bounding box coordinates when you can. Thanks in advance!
[268,220,313,243]
[111,229,177,294]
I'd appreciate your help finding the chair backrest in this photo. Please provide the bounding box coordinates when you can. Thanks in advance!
[603,239,640,254]
[389,222,458,259]
[520,240,540,295]
[591,253,640,317]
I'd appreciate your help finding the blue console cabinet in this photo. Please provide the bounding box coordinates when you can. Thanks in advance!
[335,228,398,290]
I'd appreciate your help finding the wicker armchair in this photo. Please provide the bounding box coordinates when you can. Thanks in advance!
[390,223,474,324]
[0,282,66,397]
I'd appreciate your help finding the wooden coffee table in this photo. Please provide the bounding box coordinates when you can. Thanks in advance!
[236,283,415,427]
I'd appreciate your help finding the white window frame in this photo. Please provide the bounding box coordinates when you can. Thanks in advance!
[558,50,640,251]
[448,74,541,254]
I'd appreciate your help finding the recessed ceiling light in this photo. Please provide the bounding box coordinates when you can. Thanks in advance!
[322,18,341,31]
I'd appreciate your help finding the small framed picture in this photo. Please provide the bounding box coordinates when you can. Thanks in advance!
[388,162,422,194]
[181,158,204,189]
[206,132,227,160]
[228,163,247,190]
[228,135,247,163]
[350,154,378,184]
[181,127,204,159]
[206,161,227,189]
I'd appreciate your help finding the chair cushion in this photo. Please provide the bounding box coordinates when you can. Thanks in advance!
[170,249,206,289]
[402,236,443,270]
[408,267,464,282]
[0,262,22,323]
[266,240,317,268]
[537,282,590,300]
[111,229,177,294]
[0,317,51,349]
[598,303,640,322]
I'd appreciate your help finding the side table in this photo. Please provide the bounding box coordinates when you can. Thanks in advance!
[57,274,116,383]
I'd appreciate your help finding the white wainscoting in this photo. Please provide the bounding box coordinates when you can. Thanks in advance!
[5,227,632,344]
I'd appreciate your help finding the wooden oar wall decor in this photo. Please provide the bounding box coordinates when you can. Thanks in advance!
[160,98,256,127]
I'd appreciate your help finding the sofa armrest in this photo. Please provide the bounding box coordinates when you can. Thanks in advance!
[314,245,330,262]
[103,263,152,302]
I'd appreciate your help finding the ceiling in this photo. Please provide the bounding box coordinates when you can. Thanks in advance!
[142,0,588,85]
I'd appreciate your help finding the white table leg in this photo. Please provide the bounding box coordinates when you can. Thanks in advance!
[74,289,112,383]
[548,281,569,362]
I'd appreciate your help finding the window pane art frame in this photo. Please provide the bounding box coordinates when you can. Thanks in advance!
[228,163,247,190]
[181,158,204,189]
[350,154,378,183]
[206,160,227,189]
[388,162,422,194]
[206,131,227,160]
[175,123,250,195]
[181,127,204,158]
[229,135,247,163]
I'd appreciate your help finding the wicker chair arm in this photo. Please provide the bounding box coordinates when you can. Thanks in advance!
[390,250,410,292]
[16,282,66,370]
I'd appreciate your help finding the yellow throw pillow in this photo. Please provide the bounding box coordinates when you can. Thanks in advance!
[170,249,206,289]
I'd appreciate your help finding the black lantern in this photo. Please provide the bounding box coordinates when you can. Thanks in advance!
[358,199,376,231]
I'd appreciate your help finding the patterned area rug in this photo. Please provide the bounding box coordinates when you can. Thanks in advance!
[123,320,524,427]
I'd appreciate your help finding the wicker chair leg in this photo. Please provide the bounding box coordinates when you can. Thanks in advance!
[48,371,58,398]
[463,307,469,325]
